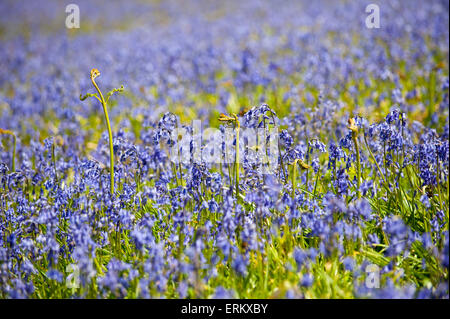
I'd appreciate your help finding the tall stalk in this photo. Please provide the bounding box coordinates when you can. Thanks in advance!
[348,118,361,198]
[233,114,240,200]
[291,158,310,199]
[81,68,123,195]
[218,113,241,200]
[291,159,298,198]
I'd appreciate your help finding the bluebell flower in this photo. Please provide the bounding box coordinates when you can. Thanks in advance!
[232,253,248,277]
[342,257,356,272]
[213,286,235,299]
[300,273,313,287]
[47,269,63,283]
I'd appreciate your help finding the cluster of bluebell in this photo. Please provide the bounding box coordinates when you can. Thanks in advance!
[0,0,448,298]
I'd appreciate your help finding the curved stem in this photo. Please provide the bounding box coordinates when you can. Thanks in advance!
[91,76,114,195]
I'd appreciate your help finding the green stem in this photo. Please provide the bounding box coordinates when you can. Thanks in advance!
[313,172,320,198]
[305,134,309,188]
[92,76,114,195]
[352,131,361,198]
[234,114,240,201]
[12,134,16,172]
[291,159,298,198]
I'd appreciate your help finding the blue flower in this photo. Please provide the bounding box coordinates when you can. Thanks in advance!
[300,273,313,287]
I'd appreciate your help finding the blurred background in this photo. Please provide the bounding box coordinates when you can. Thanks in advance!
[0,0,448,145]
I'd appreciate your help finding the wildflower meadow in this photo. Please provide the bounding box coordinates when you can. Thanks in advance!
[0,0,448,300]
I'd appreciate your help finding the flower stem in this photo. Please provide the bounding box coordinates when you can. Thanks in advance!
[11,134,16,172]
[348,118,361,198]
[218,113,241,201]
[352,132,361,198]
[233,114,240,201]
[90,69,115,195]
[291,159,298,198]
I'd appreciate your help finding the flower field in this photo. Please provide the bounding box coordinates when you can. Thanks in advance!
[0,0,448,299]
